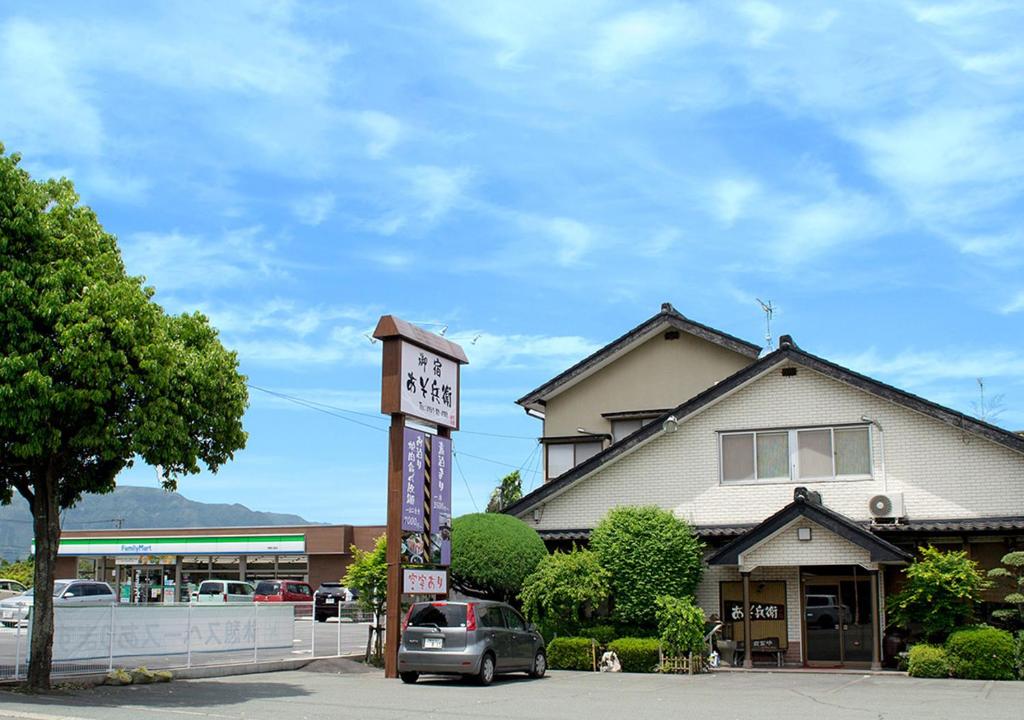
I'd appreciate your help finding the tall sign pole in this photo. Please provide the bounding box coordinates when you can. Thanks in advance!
[374,316,467,679]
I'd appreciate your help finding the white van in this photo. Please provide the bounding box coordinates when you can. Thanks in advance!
[195,579,255,603]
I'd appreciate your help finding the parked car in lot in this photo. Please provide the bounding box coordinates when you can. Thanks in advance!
[254,580,314,603]
[0,578,27,601]
[194,579,255,603]
[314,581,358,622]
[398,600,546,685]
[805,594,852,629]
[0,579,116,627]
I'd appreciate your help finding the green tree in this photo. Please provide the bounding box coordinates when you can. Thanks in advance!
[656,595,706,658]
[987,551,1024,629]
[520,548,610,636]
[450,513,546,602]
[0,557,33,587]
[486,470,522,513]
[0,147,248,690]
[589,506,704,627]
[342,535,387,660]
[888,546,990,642]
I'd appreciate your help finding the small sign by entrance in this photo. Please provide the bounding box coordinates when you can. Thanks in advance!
[721,580,789,652]
[403,568,448,595]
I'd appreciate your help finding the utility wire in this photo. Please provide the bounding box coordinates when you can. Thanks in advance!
[454,450,541,474]
[247,384,388,433]
[453,451,479,512]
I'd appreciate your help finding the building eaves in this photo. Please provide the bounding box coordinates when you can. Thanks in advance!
[504,338,1024,518]
[515,303,761,411]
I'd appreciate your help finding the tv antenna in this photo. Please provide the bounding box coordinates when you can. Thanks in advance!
[756,298,775,351]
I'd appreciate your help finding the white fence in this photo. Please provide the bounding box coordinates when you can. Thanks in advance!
[0,602,373,680]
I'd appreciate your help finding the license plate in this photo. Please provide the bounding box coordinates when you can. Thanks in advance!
[2,611,11,619]
[424,637,443,649]
[325,597,335,604]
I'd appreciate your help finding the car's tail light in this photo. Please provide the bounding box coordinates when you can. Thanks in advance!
[466,603,477,631]
[402,605,414,632]
[222,593,228,602]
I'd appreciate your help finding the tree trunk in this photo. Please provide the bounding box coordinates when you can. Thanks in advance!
[27,462,61,691]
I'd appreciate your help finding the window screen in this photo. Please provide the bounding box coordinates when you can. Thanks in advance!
[575,442,602,463]
[721,433,755,481]
[612,419,642,442]
[756,432,789,479]
[547,444,574,479]
[835,427,870,476]
[798,429,833,478]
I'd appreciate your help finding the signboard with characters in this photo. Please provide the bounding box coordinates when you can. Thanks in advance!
[400,341,459,428]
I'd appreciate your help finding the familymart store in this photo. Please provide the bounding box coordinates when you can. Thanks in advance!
[50,524,384,603]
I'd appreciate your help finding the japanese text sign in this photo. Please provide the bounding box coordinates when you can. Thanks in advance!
[400,341,459,428]
[430,436,452,566]
[403,568,448,595]
[401,428,426,532]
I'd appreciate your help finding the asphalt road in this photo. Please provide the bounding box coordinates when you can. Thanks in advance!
[1,668,1023,720]
[0,619,372,678]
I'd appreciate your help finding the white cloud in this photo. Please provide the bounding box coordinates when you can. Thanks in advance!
[711,178,760,226]
[122,226,280,292]
[837,346,1024,387]
[587,5,704,73]
[737,1,784,46]
[353,111,402,159]
[0,18,103,158]
[403,165,473,222]
[775,190,889,263]
[291,192,336,226]
[455,331,602,371]
[1000,292,1024,314]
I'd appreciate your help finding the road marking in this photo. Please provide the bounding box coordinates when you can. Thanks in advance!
[0,710,95,720]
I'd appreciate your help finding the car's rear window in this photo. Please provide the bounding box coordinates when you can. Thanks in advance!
[255,581,281,595]
[408,603,467,628]
[199,582,224,595]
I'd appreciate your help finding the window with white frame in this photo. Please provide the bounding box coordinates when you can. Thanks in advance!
[719,425,871,483]
[610,417,657,442]
[546,441,603,480]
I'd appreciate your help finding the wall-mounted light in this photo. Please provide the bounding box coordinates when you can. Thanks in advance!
[797,527,812,542]
[532,506,544,522]
[662,415,679,433]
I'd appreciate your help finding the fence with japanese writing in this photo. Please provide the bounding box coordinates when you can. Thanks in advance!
[0,601,372,680]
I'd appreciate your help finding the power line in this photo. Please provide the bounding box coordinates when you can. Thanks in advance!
[453,451,479,513]
[454,450,541,474]
[247,384,388,433]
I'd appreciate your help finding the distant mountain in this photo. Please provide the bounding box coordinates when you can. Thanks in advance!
[0,485,316,561]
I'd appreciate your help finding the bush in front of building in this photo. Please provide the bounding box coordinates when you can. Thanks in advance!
[655,595,706,657]
[547,637,596,671]
[906,644,950,678]
[520,548,610,638]
[944,626,1016,681]
[888,546,989,642]
[1014,631,1024,680]
[607,637,662,673]
[590,506,704,627]
[450,513,547,602]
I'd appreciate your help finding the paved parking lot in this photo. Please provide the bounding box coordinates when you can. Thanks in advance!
[1,668,1022,720]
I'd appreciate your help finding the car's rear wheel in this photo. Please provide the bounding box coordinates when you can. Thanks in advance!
[477,653,496,686]
[530,650,546,678]
[315,613,327,623]
[400,671,419,684]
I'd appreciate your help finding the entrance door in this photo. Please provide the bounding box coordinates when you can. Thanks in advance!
[804,583,842,664]
[840,579,872,663]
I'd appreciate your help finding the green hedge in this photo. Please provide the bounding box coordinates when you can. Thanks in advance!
[945,627,1015,680]
[582,624,618,646]
[907,644,950,678]
[547,637,595,671]
[1014,631,1024,681]
[608,637,661,673]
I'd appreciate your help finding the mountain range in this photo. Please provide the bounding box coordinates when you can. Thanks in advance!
[0,485,315,562]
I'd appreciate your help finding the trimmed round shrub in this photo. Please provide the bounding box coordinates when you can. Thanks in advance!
[547,637,595,671]
[450,513,547,601]
[907,644,950,678]
[581,624,619,646]
[608,637,662,673]
[945,627,1015,680]
[590,506,704,627]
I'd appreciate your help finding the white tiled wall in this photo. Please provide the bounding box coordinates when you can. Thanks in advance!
[740,519,872,571]
[525,363,1024,530]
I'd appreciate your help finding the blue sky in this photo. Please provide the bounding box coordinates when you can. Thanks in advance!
[2,1,1022,525]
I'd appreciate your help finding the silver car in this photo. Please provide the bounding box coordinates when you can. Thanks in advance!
[0,579,116,627]
[398,600,546,685]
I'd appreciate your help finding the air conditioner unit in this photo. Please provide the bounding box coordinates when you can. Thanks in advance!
[868,492,905,521]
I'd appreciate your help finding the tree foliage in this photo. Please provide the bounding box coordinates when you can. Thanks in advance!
[655,595,706,657]
[0,146,248,689]
[0,557,33,587]
[342,534,386,660]
[589,506,704,627]
[450,513,546,602]
[520,548,609,636]
[888,546,990,642]
[987,551,1024,628]
[486,470,522,513]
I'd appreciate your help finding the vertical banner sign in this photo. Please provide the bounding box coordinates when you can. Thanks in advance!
[401,429,426,532]
[430,436,452,566]
[400,341,459,428]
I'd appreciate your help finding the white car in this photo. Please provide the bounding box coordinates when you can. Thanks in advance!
[0,579,116,627]
[0,578,28,601]
[194,579,256,603]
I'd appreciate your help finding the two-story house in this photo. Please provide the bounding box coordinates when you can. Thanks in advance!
[505,303,1024,669]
